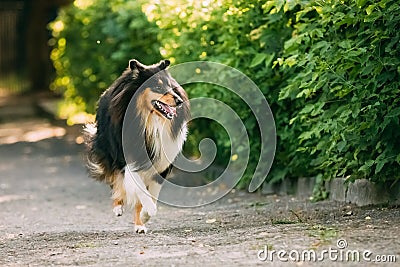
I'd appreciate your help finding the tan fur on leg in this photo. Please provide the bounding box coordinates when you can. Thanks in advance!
[112,199,124,216]
[140,181,161,224]
[134,202,147,233]
[111,172,125,216]
[134,202,143,226]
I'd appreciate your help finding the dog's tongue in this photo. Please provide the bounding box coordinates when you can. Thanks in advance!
[162,103,177,117]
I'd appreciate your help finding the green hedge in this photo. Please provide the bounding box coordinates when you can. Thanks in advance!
[277,0,400,194]
[51,0,400,192]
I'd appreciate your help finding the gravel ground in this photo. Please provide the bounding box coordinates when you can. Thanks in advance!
[0,102,399,266]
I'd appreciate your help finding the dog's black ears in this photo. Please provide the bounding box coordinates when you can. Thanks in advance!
[129,59,170,71]
[159,59,170,70]
[129,59,145,71]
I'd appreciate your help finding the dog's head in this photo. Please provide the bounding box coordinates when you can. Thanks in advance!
[129,59,188,122]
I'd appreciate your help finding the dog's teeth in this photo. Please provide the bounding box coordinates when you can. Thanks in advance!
[154,101,174,119]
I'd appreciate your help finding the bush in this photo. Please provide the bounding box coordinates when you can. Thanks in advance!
[143,0,294,187]
[52,0,400,192]
[277,0,400,188]
[145,0,400,191]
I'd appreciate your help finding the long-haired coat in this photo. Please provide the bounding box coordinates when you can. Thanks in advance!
[84,59,189,233]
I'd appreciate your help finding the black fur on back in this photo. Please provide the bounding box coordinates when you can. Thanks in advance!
[84,59,189,183]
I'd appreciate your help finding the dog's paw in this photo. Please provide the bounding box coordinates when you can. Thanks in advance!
[142,201,157,217]
[113,205,124,216]
[134,224,148,234]
[140,211,151,224]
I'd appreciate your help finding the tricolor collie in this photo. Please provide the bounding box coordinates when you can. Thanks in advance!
[84,59,189,233]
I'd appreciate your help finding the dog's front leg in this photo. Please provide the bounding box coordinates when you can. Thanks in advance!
[133,201,148,233]
[124,167,156,233]
[140,180,162,224]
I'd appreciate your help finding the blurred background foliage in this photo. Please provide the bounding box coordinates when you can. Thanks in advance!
[50,0,400,193]
[50,0,161,122]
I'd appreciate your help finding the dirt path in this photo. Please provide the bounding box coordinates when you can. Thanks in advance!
[0,110,399,266]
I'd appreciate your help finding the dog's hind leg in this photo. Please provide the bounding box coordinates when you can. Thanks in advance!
[112,199,124,216]
[111,172,125,216]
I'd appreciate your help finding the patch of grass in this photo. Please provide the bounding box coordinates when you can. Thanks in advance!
[289,209,305,223]
[269,209,305,225]
[308,225,338,242]
[270,219,299,225]
[248,201,269,207]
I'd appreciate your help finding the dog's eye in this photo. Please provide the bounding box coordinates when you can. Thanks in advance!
[153,86,164,93]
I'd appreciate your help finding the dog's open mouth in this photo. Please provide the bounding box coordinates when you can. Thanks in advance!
[152,100,177,120]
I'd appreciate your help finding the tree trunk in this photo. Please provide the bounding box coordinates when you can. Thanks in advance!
[25,0,72,92]
[25,0,49,91]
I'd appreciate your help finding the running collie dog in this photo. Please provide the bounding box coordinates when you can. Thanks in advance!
[84,59,189,233]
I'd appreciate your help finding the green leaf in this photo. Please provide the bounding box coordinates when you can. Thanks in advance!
[299,104,314,114]
[299,130,313,141]
[366,4,375,15]
[250,53,267,68]
[274,0,284,12]
[283,0,294,12]
[359,160,375,172]
[386,107,400,118]
[285,55,298,67]
[265,53,275,68]
[338,40,352,49]
[261,1,276,13]
[356,0,368,8]
[375,159,387,174]
[337,141,347,153]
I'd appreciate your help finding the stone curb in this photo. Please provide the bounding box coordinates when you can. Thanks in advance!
[329,178,400,206]
[262,177,400,206]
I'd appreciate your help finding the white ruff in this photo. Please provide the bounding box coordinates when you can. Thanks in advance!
[148,115,187,173]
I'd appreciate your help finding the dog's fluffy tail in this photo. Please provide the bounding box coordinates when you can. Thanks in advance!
[83,123,107,182]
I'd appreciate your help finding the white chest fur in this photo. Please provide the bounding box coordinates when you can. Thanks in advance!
[148,116,187,173]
